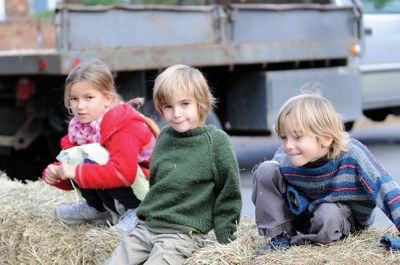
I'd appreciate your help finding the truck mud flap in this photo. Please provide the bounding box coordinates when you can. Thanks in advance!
[226,67,362,133]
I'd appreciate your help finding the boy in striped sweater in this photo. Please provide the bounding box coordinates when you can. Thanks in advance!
[252,94,400,255]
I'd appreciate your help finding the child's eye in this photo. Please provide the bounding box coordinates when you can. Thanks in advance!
[294,135,302,140]
[280,135,287,140]
[162,105,172,110]
[69,97,77,101]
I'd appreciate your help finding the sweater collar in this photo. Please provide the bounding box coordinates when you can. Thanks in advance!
[303,155,329,168]
[165,125,213,138]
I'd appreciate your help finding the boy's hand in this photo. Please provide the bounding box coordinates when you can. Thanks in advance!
[59,164,77,180]
[289,193,299,208]
[44,164,61,185]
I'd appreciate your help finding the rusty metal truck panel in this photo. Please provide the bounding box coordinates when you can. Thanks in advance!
[0,3,360,75]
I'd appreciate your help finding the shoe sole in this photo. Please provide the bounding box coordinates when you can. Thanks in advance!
[108,225,135,233]
[55,210,110,225]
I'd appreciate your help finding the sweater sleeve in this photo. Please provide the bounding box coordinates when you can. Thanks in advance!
[352,139,400,230]
[74,121,153,189]
[211,130,242,244]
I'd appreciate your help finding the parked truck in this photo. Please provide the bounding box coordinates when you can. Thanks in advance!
[0,0,371,178]
[359,0,400,121]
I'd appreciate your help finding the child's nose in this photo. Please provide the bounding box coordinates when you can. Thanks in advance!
[284,138,294,150]
[77,100,85,109]
[173,107,181,117]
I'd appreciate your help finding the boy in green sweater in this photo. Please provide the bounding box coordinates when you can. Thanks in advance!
[106,64,242,265]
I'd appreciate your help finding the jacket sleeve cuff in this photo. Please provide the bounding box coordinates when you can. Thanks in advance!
[74,164,85,187]
[215,229,236,244]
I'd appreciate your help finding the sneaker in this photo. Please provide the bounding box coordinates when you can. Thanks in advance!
[109,209,138,233]
[254,230,296,256]
[55,202,111,225]
[103,204,120,225]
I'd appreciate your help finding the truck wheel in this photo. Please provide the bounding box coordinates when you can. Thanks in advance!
[363,109,389,122]
[344,121,354,131]
[0,135,58,181]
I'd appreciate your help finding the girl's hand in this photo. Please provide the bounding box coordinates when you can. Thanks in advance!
[44,164,61,185]
[59,164,77,180]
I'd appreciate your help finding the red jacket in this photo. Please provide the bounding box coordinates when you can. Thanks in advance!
[42,103,156,190]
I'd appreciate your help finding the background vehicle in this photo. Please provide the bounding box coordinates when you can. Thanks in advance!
[0,0,372,179]
[360,0,400,121]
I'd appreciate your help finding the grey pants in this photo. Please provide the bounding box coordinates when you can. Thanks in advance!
[251,161,355,245]
[105,220,205,265]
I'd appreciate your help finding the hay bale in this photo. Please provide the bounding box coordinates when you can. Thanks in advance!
[1,175,400,264]
[0,175,123,264]
[186,219,400,265]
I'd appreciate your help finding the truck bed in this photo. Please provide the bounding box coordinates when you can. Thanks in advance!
[0,3,360,75]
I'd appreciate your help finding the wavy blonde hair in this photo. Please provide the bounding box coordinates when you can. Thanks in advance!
[153,64,215,124]
[275,94,349,160]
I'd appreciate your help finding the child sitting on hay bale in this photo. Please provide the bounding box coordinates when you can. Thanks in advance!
[252,93,400,255]
[106,64,242,265]
[42,60,158,233]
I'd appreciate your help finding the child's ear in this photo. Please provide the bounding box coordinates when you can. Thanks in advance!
[105,93,114,106]
[319,135,334,147]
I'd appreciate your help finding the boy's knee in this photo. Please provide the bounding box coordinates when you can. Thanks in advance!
[253,161,281,186]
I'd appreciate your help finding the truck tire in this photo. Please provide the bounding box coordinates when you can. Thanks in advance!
[363,109,389,122]
[0,135,57,181]
[344,121,354,131]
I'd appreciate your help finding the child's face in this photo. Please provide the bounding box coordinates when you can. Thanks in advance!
[161,91,201,133]
[68,81,112,124]
[280,119,333,167]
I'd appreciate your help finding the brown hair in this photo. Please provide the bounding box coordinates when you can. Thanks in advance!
[65,60,159,137]
[64,59,122,110]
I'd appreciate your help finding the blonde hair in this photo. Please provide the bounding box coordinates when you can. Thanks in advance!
[275,94,349,160]
[65,60,160,137]
[153,64,215,124]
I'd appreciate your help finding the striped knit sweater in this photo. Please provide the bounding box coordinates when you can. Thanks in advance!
[273,138,400,230]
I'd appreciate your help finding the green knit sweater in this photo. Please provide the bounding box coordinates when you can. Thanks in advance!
[136,125,242,244]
